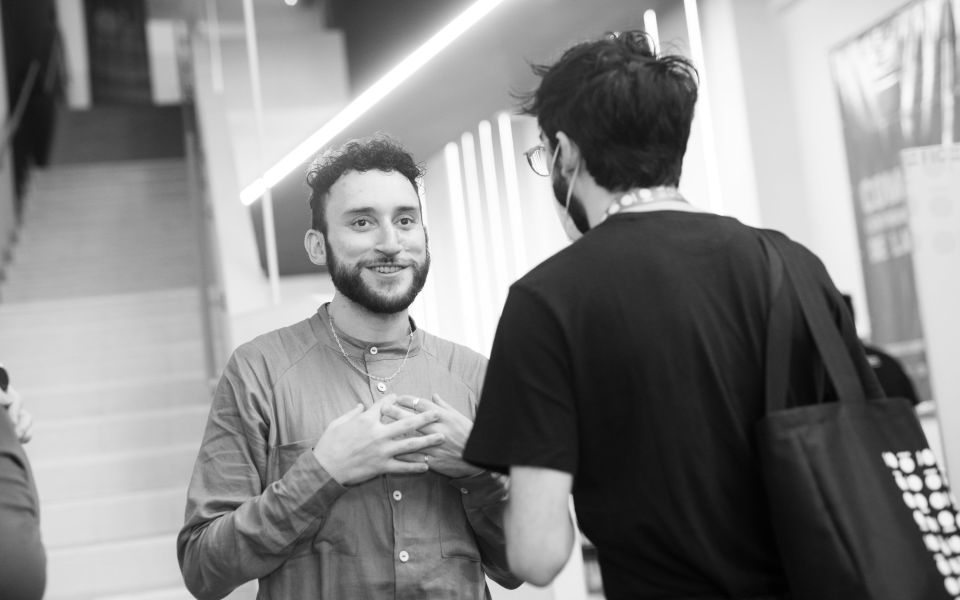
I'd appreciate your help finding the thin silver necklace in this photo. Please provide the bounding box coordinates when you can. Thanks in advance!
[327,310,414,382]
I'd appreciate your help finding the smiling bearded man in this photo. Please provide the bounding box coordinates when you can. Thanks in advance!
[178,134,519,600]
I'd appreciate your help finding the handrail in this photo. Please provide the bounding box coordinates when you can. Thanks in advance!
[0,60,41,154]
[1,26,63,158]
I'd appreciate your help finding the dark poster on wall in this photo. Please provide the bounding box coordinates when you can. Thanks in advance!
[830,0,959,402]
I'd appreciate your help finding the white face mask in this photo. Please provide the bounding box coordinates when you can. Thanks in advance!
[553,161,583,242]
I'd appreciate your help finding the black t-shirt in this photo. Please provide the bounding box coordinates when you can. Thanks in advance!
[464,211,876,600]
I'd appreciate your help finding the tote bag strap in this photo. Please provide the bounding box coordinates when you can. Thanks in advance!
[761,232,866,411]
[762,234,792,413]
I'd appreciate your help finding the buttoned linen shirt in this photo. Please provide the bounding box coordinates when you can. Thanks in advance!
[178,305,518,600]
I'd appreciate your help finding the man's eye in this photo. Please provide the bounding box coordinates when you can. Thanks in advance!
[398,216,415,226]
[353,218,371,228]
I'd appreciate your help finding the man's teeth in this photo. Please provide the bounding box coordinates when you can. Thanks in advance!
[371,265,403,273]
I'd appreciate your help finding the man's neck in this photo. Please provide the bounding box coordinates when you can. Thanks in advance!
[328,293,410,342]
[584,185,698,227]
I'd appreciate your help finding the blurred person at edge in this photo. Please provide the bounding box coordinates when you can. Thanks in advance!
[462,30,879,600]
[177,135,520,600]
[0,364,46,600]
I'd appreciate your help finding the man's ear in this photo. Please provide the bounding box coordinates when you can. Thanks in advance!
[304,229,327,266]
[554,131,582,176]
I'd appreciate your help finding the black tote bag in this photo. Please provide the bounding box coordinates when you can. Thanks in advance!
[757,234,960,600]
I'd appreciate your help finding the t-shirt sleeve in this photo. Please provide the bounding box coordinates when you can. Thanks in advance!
[463,284,578,476]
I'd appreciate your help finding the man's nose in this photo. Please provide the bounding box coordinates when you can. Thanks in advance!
[376,224,403,255]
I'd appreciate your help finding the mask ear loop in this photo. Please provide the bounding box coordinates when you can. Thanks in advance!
[548,144,561,175]
[565,161,581,216]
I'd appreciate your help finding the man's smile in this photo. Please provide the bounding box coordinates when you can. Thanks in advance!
[367,264,408,275]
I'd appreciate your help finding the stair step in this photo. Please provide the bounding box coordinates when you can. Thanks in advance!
[0,319,203,356]
[32,444,199,502]
[24,187,190,208]
[19,374,212,420]
[0,318,203,347]
[1,277,201,302]
[0,287,201,316]
[42,488,187,549]
[26,405,209,461]
[28,175,187,190]
[32,159,186,183]
[10,340,205,388]
[3,345,208,386]
[22,201,191,221]
[22,215,191,231]
[12,234,198,257]
[45,534,185,600]
[4,262,198,284]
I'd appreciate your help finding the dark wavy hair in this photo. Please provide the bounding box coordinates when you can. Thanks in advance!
[519,30,699,191]
[306,134,423,232]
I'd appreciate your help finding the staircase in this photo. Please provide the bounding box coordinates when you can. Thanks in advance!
[0,158,253,599]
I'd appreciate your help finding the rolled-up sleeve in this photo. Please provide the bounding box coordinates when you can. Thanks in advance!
[176,351,348,600]
[449,471,521,589]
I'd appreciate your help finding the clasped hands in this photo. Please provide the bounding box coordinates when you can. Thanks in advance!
[313,393,482,487]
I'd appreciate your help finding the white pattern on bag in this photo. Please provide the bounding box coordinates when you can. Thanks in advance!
[885,449,960,598]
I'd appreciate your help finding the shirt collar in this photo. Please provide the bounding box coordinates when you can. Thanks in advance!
[312,303,422,359]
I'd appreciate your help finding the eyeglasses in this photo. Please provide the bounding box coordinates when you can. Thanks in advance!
[523,144,560,177]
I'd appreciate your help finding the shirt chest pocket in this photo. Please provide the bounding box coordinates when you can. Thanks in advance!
[436,480,481,561]
[272,440,358,557]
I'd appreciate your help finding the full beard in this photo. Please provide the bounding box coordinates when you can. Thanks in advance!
[552,174,590,234]
[325,240,431,315]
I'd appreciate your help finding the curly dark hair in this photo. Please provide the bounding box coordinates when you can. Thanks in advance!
[305,134,423,232]
[519,30,699,191]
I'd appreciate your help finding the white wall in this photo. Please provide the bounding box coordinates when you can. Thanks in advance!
[772,0,911,316]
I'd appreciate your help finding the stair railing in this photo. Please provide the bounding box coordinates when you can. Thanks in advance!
[0,60,41,294]
[1,30,64,295]
[0,61,41,161]
[176,16,230,387]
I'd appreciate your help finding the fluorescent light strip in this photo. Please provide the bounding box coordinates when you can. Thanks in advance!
[444,142,482,351]
[496,111,527,273]
[240,0,511,205]
[477,120,510,299]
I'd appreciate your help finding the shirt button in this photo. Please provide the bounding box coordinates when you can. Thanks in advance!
[392,490,402,501]
[398,550,409,562]
[376,382,387,392]
[460,488,469,495]
[369,346,378,355]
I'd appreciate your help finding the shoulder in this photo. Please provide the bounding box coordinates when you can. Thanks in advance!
[418,329,487,391]
[227,316,321,386]
[760,228,826,266]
